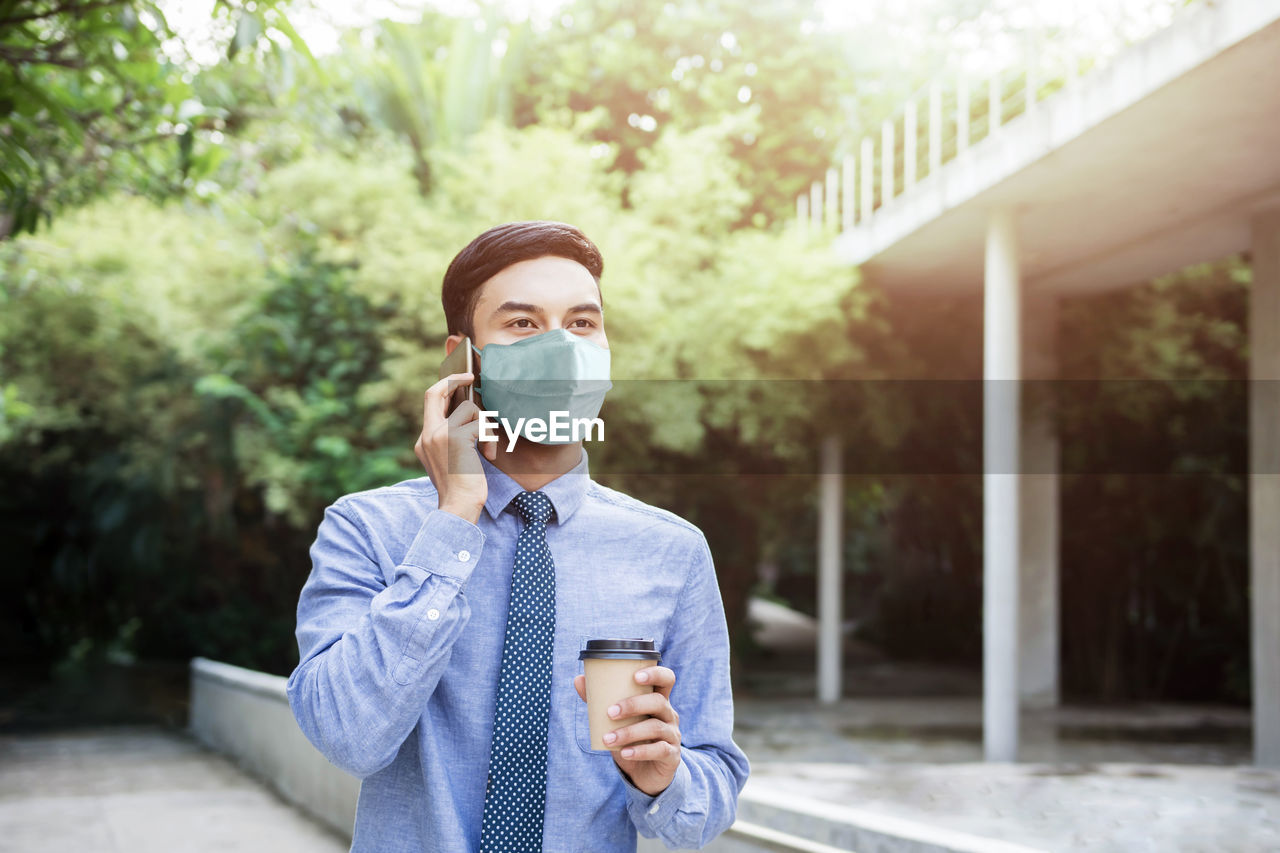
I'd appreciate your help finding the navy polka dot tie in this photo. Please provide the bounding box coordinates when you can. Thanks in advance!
[480,491,556,853]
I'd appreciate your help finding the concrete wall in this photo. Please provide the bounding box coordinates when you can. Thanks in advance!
[188,657,359,840]
[188,657,1029,852]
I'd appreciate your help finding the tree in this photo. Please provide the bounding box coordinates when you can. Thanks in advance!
[515,0,854,225]
[0,0,308,237]
[338,10,529,195]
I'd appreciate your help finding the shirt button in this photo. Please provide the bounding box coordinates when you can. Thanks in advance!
[457,549,471,562]
[648,803,660,815]
[427,609,441,621]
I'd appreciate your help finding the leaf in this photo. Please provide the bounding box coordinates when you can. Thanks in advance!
[230,11,262,60]
[266,9,322,79]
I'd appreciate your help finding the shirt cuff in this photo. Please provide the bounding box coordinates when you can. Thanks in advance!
[399,509,486,584]
[621,752,692,834]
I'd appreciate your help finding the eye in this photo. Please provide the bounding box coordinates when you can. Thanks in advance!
[510,318,535,328]
[570,318,596,328]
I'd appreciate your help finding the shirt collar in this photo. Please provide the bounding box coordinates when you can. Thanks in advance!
[479,448,591,525]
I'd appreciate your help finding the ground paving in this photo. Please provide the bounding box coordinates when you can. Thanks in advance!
[0,725,348,853]
[2,656,1274,851]
[729,686,1276,852]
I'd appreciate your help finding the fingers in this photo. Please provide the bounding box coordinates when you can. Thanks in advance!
[609,691,677,725]
[618,739,680,762]
[480,428,499,461]
[603,716,681,752]
[634,666,675,698]
[445,397,481,429]
[423,372,474,429]
[448,400,500,462]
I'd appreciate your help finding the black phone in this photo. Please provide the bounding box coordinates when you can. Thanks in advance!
[438,337,476,416]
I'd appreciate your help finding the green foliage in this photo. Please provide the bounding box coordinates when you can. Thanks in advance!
[0,0,305,237]
[197,256,415,527]
[0,249,210,669]
[516,0,855,225]
[341,11,529,193]
[0,0,1250,706]
[1056,259,1250,702]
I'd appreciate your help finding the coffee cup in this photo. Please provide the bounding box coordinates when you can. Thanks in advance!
[578,638,662,750]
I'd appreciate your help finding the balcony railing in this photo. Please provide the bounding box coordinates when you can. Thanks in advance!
[795,7,1191,237]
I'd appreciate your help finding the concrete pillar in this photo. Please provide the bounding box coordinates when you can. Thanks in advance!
[984,208,1021,762]
[881,120,895,206]
[1019,295,1060,709]
[817,434,844,704]
[842,154,856,232]
[861,137,874,222]
[826,168,839,233]
[1251,207,1280,767]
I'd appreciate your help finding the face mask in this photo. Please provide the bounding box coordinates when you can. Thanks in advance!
[472,329,612,445]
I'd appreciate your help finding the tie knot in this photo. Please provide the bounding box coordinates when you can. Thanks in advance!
[511,490,554,525]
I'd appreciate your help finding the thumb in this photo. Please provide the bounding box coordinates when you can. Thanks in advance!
[574,674,586,702]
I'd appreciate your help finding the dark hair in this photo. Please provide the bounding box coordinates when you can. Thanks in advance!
[441,220,604,337]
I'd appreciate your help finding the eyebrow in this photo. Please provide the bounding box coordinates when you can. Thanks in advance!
[490,300,603,317]
[491,301,543,317]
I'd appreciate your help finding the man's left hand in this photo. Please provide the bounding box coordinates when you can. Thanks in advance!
[573,666,681,796]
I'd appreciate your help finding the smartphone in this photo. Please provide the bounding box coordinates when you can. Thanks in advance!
[438,337,475,416]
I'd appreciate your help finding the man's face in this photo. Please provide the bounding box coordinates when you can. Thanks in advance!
[449,255,607,353]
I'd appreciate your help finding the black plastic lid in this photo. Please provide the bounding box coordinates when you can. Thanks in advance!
[578,638,661,660]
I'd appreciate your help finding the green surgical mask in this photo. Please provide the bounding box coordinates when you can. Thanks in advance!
[473,329,612,445]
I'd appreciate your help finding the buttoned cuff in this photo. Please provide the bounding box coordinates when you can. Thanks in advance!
[400,509,486,584]
[621,753,691,834]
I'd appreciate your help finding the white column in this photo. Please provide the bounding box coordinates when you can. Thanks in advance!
[1025,39,1038,119]
[860,137,874,221]
[1019,295,1059,709]
[984,208,1021,762]
[826,167,839,233]
[904,100,917,190]
[842,154,856,231]
[929,82,942,176]
[881,120,895,206]
[958,77,970,154]
[1251,207,1280,767]
[810,182,823,232]
[817,434,844,705]
[989,74,1002,135]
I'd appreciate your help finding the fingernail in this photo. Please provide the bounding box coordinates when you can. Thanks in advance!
[608,705,620,718]
[621,748,634,758]
[636,672,649,683]
[603,732,616,744]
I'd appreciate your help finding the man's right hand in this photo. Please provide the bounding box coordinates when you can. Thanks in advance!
[414,372,496,525]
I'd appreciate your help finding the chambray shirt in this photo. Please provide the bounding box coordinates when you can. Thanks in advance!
[286,449,750,852]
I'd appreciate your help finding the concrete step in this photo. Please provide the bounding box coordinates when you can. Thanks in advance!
[638,782,1046,853]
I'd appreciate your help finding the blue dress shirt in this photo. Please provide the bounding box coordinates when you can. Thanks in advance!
[286,449,750,852]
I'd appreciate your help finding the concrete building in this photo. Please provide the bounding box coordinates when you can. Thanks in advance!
[803,0,1280,765]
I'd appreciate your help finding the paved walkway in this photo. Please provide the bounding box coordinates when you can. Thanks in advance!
[745,761,1280,852]
[733,693,1255,765]
[6,716,1278,853]
[728,692,1279,851]
[4,658,1277,852]
[0,725,347,853]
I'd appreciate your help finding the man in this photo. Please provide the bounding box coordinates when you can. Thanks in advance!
[286,220,749,852]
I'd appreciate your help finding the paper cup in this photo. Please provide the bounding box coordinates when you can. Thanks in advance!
[578,638,661,750]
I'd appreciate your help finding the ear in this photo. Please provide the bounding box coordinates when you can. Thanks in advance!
[445,333,465,356]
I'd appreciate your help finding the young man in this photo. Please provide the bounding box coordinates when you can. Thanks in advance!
[286,221,749,852]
